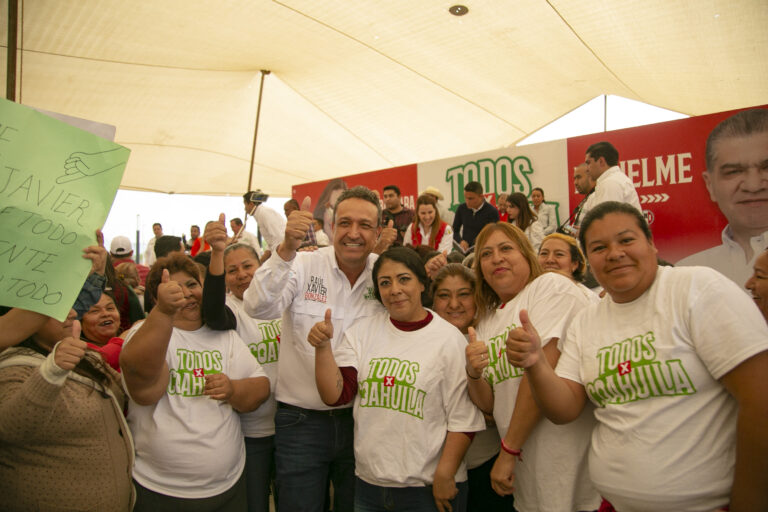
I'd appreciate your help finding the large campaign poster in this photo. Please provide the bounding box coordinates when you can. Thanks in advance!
[417,138,569,229]
[567,104,767,288]
[292,104,767,289]
[293,164,417,239]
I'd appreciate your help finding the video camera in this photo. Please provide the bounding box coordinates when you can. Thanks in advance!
[247,189,269,205]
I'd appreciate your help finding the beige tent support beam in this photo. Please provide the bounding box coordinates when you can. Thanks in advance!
[246,69,271,193]
[6,0,18,101]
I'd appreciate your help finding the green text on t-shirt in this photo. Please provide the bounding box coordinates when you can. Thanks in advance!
[585,331,696,407]
[168,348,223,397]
[359,357,426,419]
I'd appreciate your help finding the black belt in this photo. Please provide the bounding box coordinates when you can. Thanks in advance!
[277,401,353,417]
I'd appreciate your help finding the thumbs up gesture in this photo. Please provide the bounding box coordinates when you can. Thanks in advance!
[425,250,449,279]
[53,320,87,371]
[283,195,315,254]
[204,213,229,252]
[465,326,489,379]
[307,308,334,349]
[156,268,185,316]
[374,220,397,254]
[505,309,543,369]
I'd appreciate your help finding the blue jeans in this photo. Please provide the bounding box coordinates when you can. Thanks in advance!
[355,477,468,512]
[244,435,274,512]
[274,403,355,512]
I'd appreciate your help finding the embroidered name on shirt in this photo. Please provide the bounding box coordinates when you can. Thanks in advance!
[304,275,328,303]
[363,286,376,301]
[585,331,696,407]
[248,319,281,365]
[359,357,426,419]
[168,348,223,397]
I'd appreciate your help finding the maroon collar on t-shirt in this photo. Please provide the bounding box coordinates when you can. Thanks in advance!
[390,311,433,331]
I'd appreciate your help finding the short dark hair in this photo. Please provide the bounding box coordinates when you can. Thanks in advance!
[231,217,243,227]
[383,185,401,196]
[284,199,300,209]
[333,186,382,226]
[154,235,183,259]
[532,187,544,198]
[146,253,201,301]
[372,246,429,306]
[586,142,619,167]
[152,222,162,229]
[313,217,324,229]
[706,108,768,172]
[578,201,652,251]
[464,181,483,195]
[191,224,200,230]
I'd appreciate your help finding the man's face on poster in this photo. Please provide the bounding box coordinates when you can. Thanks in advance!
[703,131,768,235]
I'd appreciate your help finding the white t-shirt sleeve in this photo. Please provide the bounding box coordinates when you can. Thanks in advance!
[527,274,589,348]
[555,317,585,384]
[441,332,485,433]
[227,331,267,380]
[242,250,299,320]
[686,268,768,379]
[334,327,360,369]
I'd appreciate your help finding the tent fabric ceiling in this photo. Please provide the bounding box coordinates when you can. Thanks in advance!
[1,0,766,196]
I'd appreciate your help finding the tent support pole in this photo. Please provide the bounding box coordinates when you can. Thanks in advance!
[6,0,18,101]
[246,69,271,192]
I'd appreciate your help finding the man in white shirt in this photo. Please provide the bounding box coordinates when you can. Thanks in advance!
[143,222,163,266]
[677,109,768,288]
[581,141,642,219]
[242,190,286,253]
[230,217,263,258]
[243,186,386,512]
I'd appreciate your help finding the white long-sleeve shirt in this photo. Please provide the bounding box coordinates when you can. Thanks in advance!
[243,246,383,410]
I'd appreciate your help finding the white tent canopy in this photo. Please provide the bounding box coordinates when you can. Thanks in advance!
[3,0,766,196]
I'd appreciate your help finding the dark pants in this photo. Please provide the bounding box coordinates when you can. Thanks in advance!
[354,477,468,512]
[274,402,355,512]
[467,454,515,511]
[133,471,247,512]
[244,435,275,512]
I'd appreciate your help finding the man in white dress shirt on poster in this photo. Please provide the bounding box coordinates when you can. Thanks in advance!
[677,108,768,288]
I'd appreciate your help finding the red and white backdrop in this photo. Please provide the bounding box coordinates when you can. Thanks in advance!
[294,104,767,266]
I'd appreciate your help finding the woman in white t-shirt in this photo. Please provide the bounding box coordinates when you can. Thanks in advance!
[403,194,454,254]
[464,221,599,512]
[309,247,484,512]
[506,201,768,511]
[430,264,515,511]
[120,253,270,511]
[538,233,599,301]
[506,192,544,252]
[202,217,281,512]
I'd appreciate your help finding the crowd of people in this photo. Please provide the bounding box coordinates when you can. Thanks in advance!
[1,120,767,512]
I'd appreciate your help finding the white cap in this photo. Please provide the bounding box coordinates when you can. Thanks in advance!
[110,235,133,256]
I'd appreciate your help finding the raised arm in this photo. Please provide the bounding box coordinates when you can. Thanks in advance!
[465,326,494,414]
[277,196,314,262]
[0,308,48,352]
[201,215,237,330]
[505,309,587,424]
[120,269,182,405]
[308,309,344,405]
